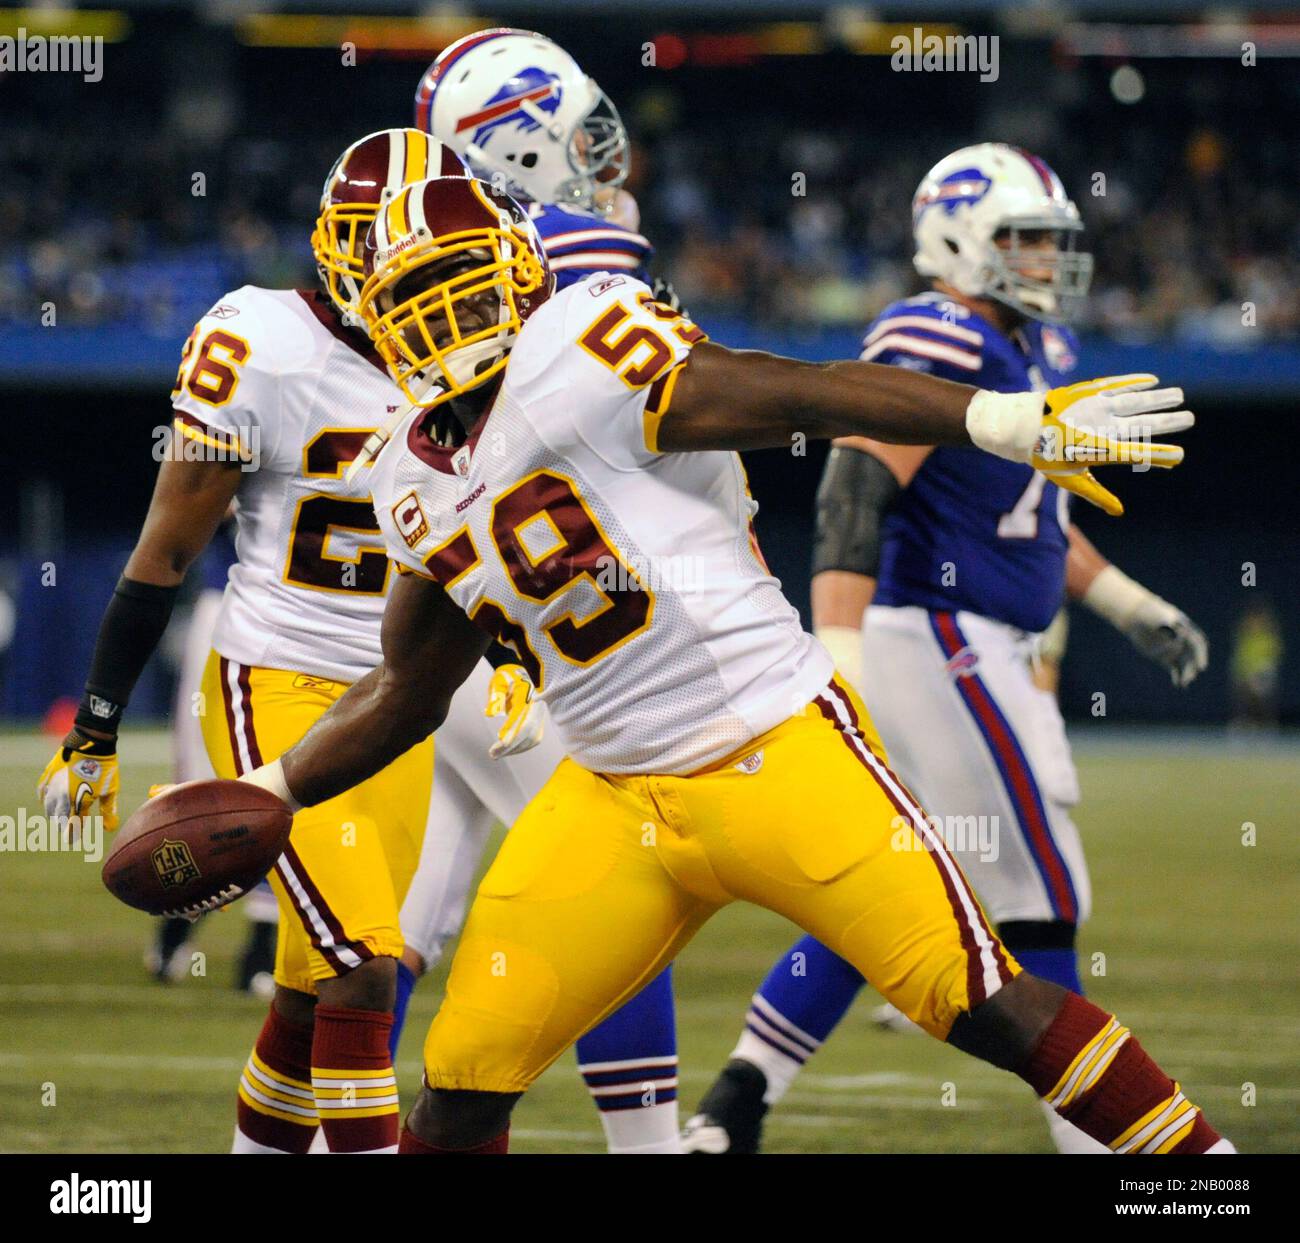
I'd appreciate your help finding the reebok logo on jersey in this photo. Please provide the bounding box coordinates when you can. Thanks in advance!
[393,491,430,548]
[588,275,626,297]
[206,302,240,319]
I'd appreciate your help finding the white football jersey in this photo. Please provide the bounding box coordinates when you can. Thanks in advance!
[372,274,832,775]
[171,285,409,683]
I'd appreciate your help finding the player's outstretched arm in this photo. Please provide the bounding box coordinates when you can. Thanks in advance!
[659,343,1193,515]
[268,572,490,809]
[660,341,980,453]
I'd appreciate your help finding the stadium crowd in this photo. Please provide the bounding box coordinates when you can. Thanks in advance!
[3,54,1296,345]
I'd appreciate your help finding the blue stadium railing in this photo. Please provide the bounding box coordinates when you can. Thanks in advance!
[3,320,1300,396]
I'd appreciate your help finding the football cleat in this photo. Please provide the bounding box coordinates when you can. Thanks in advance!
[681,1059,770,1155]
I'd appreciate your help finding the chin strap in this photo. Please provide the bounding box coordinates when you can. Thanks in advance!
[343,383,441,487]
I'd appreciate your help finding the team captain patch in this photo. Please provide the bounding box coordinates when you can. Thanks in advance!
[392,490,430,548]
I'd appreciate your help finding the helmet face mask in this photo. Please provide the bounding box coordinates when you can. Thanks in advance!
[551,89,629,208]
[912,143,1094,324]
[312,193,395,322]
[360,177,552,409]
[986,222,1094,323]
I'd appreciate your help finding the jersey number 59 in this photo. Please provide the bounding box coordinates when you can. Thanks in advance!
[425,470,654,688]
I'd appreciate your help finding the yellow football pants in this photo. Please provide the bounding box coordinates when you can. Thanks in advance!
[200,651,433,993]
[424,676,1019,1094]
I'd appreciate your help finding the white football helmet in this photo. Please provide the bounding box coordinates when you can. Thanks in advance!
[414,28,628,212]
[912,143,1094,323]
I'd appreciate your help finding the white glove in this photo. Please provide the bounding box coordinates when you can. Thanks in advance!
[1083,565,1209,688]
[967,375,1194,516]
[485,664,546,759]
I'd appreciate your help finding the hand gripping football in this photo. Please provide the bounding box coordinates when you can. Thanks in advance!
[102,780,292,919]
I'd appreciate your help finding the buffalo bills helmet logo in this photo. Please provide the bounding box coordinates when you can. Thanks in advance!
[913,167,993,223]
[455,68,562,150]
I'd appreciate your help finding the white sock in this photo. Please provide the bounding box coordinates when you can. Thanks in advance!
[1207,1138,1238,1154]
[231,1125,299,1154]
[308,1126,329,1154]
[732,1030,804,1107]
[1040,1099,1111,1153]
[599,1101,682,1154]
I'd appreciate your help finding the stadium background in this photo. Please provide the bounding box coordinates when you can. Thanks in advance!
[1,1,1297,1155]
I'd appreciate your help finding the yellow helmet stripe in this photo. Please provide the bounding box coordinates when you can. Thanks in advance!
[406,128,429,182]
[385,188,409,244]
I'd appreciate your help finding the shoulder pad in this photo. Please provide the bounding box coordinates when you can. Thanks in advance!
[860,296,986,373]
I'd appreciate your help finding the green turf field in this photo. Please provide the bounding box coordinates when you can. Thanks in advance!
[2,729,1296,1153]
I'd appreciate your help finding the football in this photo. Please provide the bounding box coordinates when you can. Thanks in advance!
[102,780,293,919]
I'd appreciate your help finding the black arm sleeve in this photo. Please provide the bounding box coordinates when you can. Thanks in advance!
[74,576,180,734]
[811,444,902,579]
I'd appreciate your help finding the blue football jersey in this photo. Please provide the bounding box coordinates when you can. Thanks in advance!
[528,202,653,290]
[864,292,1081,633]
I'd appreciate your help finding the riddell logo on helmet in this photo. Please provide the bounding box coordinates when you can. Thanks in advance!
[377,233,423,266]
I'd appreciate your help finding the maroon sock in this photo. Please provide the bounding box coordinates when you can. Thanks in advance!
[235,1005,319,1153]
[399,1124,510,1154]
[1019,992,1222,1154]
[311,1005,399,1153]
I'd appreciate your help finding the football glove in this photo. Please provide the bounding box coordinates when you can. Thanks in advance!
[1083,565,1209,688]
[649,276,688,319]
[485,663,546,759]
[38,729,120,832]
[966,374,1193,516]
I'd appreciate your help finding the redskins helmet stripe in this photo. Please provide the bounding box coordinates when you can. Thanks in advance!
[359,176,553,409]
[312,127,467,323]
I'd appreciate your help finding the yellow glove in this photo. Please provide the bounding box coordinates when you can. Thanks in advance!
[37,729,120,832]
[485,663,545,759]
[967,374,1193,516]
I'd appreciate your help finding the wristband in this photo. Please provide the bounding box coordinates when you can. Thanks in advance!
[1081,564,1152,631]
[965,390,1043,463]
[76,576,181,735]
[238,758,302,813]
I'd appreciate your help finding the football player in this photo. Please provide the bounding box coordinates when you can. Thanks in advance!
[408,28,682,1154]
[683,144,1209,1154]
[38,129,475,1154]
[233,174,1230,1155]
